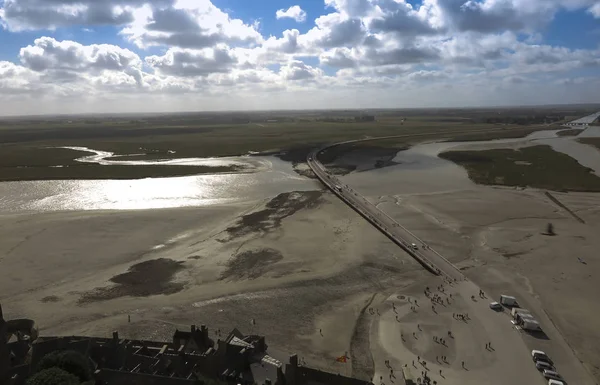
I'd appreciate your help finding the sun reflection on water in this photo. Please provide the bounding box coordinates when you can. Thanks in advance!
[0,156,318,213]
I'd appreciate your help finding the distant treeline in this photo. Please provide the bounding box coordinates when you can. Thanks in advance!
[483,115,565,125]
[314,115,376,123]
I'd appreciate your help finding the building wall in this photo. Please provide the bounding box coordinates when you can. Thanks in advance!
[0,313,9,383]
[285,363,372,385]
[97,369,200,385]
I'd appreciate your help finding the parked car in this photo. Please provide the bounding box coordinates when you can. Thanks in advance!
[410,243,418,250]
[543,369,563,381]
[536,361,555,372]
[548,380,565,385]
[532,350,554,365]
[489,302,502,311]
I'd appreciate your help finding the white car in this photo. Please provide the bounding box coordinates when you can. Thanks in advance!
[489,302,502,310]
[543,370,563,381]
[410,243,418,250]
[548,380,565,385]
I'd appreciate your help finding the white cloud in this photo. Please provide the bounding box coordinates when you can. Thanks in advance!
[588,2,600,17]
[145,47,239,77]
[280,60,323,81]
[299,12,366,50]
[20,37,142,73]
[275,5,307,22]
[120,1,263,49]
[1,0,600,115]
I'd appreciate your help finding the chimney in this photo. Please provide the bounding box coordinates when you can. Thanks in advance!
[112,331,119,341]
[289,354,298,367]
[256,336,266,352]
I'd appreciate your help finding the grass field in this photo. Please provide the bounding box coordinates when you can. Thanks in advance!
[439,145,600,192]
[1,106,597,181]
[442,126,556,142]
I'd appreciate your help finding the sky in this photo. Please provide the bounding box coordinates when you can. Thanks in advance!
[0,0,599,116]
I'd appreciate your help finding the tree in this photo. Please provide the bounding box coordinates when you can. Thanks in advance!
[26,367,79,385]
[36,350,92,382]
[547,222,555,236]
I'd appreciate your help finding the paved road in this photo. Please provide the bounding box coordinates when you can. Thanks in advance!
[566,111,600,125]
[308,145,464,282]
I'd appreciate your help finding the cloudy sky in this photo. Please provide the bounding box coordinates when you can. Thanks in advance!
[0,0,599,115]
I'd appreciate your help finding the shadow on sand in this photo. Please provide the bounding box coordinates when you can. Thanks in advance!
[524,329,550,340]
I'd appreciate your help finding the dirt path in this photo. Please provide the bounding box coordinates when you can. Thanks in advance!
[350,293,377,380]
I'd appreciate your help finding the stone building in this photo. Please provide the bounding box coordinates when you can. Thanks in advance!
[0,303,374,385]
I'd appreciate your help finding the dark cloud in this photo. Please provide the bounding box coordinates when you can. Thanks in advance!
[146,7,201,33]
[367,46,441,66]
[283,60,318,80]
[319,48,356,68]
[319,18,365,48]
[434,0,552,33]
[0,0,172,30]
[146,48,238,77]
[368,1,439,36]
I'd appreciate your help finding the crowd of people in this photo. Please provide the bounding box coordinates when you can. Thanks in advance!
[375,280,489,385]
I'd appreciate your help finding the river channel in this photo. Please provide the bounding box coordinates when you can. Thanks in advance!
[1,127,599,214]
[0,148,318,214]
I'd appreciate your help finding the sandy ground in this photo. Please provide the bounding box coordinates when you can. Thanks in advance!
[394,188,600,384]
[2,132,600,385]
[0,190,424,377]
[370,279,546,385]
[351,179,600,383]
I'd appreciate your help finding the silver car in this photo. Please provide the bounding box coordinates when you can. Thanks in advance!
[536,361,555,372]
[543,369,563,381]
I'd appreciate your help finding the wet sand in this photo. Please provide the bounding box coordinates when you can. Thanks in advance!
[0,190,423,375]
